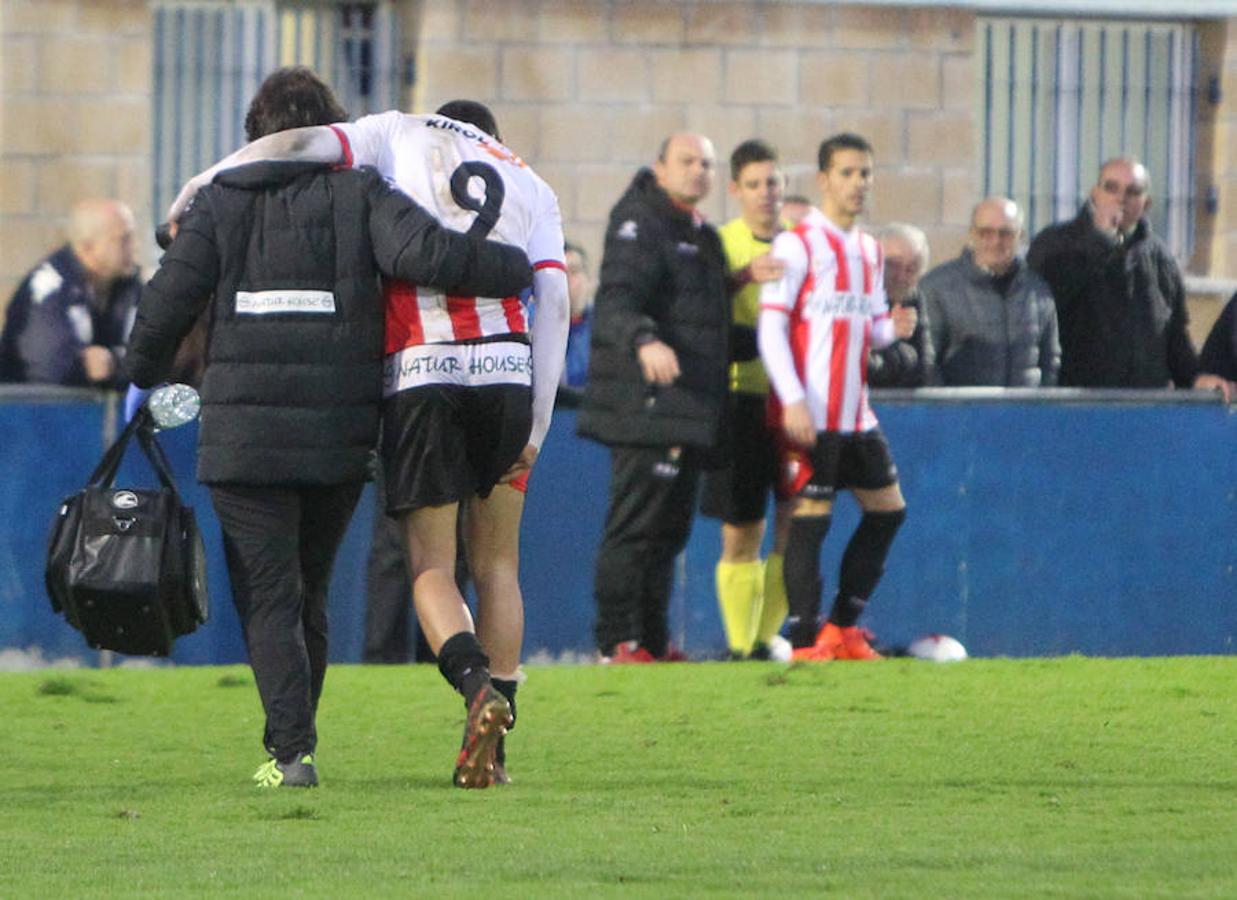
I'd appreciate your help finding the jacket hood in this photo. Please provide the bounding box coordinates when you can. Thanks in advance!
[213,160,333,191]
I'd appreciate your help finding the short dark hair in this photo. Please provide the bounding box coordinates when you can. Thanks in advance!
[564,241,587,263]
[817,132,873,172]
[436,100,502,143]
[244,67,347,142]
[729,139,778,183]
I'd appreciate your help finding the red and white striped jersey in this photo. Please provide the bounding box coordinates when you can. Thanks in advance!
[759,209,891,434]
[331,112,565,353]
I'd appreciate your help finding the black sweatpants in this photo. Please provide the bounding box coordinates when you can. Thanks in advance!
[210,481,363,759]
[593,446,700,657]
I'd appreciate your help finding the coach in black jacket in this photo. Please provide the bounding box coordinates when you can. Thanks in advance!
[126,69,531,787]
[1027,158,1197,389]
[579,132,729,661]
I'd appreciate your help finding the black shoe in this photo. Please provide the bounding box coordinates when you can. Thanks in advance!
[254,753,318,788]
[453,686,512,789]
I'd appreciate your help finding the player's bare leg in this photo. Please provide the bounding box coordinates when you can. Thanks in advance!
[403,502,510,788]
[466,484,526,784]
[467,485,525,676]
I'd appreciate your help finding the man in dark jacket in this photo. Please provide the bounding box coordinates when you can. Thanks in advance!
[1194,292,1237,403]
[0,198,139,387]
[869,222,932,388]
[579,132,730,661]
[1027,157,1197,388]
[922,197,1059,387]
[126,68,531,789]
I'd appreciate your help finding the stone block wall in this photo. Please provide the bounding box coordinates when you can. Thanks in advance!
[0,0,152,324]
[409,0,978,271]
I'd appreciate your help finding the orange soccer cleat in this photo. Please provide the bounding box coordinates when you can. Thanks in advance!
[816,622,884,661]
[604,641,657,664]
[789,643,836,662]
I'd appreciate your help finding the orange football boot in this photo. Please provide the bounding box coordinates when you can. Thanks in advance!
[817,622,883,660]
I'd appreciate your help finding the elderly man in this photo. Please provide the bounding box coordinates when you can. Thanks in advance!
[0,199,139,386]
[869,223,933,388]
[579,132,730,663]
[1028,158,1197,388]
[920,197,1059,387]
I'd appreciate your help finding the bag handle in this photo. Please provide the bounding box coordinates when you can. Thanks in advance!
[86,407,181,499]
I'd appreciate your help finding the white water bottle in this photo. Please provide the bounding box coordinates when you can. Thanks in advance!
[147,383,201,430]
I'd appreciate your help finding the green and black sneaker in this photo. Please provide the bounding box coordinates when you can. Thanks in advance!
[254,753,318,788]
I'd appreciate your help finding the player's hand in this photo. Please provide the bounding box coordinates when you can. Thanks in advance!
[891,303,918,340]
[748,253,785,284]
[499,444,539,483]
[782,400,816,449]
[81,345,115,383]
[637,339,680,385]
[1194,373,1235,404]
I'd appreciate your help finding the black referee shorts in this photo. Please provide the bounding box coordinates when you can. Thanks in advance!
[700,392,779,524]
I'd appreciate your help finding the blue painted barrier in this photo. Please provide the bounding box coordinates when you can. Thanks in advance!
[1,387,1233,663]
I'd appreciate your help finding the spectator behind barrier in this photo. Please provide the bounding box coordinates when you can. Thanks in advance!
[1027,157,1197,388]
[560,241,595,393]
[781,194,814,227]
[869,223,933,388]
[1194,291,1237,403]
[0,199,139,388]
[920,197,1060,387]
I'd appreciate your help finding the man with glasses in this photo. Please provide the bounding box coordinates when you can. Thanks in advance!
[919,197,1059,387]
[1027,158,1197,388]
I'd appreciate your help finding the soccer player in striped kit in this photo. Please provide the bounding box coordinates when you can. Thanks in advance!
[172,101,569,786]
[757,133,907,661]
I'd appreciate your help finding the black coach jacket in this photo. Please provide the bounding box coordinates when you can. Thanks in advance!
[1027,206,1197,388]
[578,169,729,450]
[127,161,531,486]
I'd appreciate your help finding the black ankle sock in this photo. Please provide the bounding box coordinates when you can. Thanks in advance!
[437,632,491,702]
[491,678,518,731]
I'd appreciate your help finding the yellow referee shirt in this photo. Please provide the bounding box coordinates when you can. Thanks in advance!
[718,217,780,395]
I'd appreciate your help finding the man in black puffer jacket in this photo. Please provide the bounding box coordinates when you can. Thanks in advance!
[579,132,730,662]
[1027,157,1197,388]
[126,68,531,788]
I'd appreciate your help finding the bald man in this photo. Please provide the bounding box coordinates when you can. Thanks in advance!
[1,199,139,386]
[920,197,1059,386]
[579,132,730,662]
[1028,158,1197,388]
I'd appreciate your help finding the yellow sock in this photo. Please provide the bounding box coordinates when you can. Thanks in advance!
[756,552,789,646]
[715,560,763,657]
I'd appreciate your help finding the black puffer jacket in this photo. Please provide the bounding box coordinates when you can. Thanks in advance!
[578,169,729,449]
[1027,206,1197,388]
[127,161,531,485]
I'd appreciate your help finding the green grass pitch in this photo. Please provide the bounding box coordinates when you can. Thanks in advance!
[1,657,1234,898]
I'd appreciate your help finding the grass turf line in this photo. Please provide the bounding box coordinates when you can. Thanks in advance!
[0,658,1234,898]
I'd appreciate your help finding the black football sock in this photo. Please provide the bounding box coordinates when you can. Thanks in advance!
[436,631,491,704]
[783,514,832,648]
[834,509,906,626]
